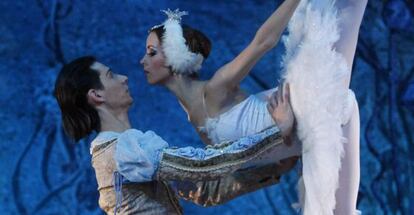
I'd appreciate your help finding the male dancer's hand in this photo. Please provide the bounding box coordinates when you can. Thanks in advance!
[267,83,295,137]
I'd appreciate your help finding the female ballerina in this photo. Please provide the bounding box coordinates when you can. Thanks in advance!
[141,0,302,159]
[139,0,367,214]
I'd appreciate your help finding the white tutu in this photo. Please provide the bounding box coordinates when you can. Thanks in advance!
[281,0,352,214]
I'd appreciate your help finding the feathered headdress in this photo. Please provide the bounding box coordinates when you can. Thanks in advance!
[153,9,204,75]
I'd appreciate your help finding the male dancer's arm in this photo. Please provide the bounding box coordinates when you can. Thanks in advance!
[155,126,284,182]
[115,125,287,183]
[174,156,298,207]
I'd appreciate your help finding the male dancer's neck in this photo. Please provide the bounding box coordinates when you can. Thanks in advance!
[97,107,131,133]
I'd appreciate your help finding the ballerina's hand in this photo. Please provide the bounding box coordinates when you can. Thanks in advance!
[267,83,295,137]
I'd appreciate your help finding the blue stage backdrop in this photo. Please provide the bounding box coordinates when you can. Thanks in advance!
[0,0,413,214]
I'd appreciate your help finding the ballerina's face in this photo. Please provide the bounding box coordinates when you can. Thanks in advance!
[140,32,171,85]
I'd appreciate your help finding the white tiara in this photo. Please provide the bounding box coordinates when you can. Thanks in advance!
[158,9,204,75]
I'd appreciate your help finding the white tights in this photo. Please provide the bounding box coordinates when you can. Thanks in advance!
[336,97,361,215]
[334,0,367,214]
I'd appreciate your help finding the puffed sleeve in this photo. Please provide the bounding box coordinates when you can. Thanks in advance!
[114,129,168,182]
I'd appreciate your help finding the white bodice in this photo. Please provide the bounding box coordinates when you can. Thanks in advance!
[200,89,276,145]
[200,87,355,146]
[199,88,302,164]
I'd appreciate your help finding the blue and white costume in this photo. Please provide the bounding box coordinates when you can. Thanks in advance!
[90,126,291,214]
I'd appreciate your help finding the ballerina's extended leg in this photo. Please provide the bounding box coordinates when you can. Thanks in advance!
[334,0,367,214]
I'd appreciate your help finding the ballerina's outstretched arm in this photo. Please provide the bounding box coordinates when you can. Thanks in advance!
[207,0,301,92]
[334,0,367,214]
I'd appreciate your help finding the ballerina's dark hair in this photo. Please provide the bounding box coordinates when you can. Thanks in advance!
[150,25,212,77]
[54,56,104,142]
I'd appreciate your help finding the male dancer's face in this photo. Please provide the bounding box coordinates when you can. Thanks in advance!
[90,62,133,109]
